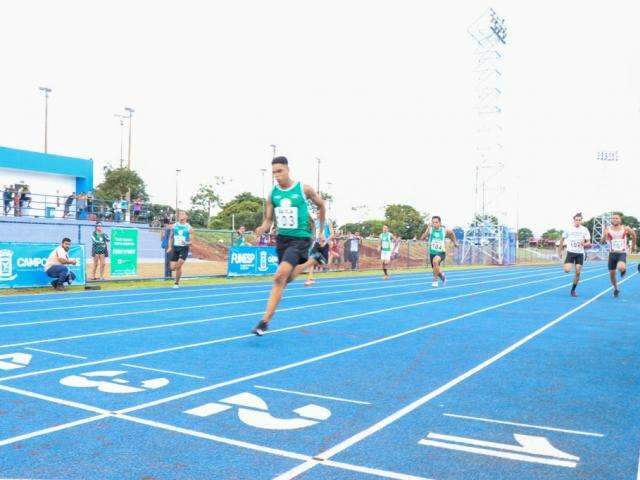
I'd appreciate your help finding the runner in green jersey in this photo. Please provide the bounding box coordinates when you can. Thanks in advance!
[379,225,395,280]
[252,156,327,336]
[420,215,458,287]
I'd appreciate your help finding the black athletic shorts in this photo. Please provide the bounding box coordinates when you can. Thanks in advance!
[276,235,312,267]
[171,246,189,262]
[564,252,584,265]
[429,251,446,267]
[311,241,329,265]
[608,252,627,271]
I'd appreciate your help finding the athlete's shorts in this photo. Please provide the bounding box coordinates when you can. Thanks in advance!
[381,251,392,262]
[310,241,329,265]
[277,235,312,267]
[564,252,584,265]
[608,252,627,271]
[429,252,446,267]
[171,246,189,262]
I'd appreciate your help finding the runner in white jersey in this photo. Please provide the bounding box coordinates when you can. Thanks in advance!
[602,213,637,297]
[379,225,395,280]
[558,213,591,297]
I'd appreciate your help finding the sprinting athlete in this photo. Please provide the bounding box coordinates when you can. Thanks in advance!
[602,213,637,297]
[167,211,194,288]
[421,216,458,287]
[252,156,326,335]
[558,212,591,297]
[305,217,333,286]
[379,225,394,280]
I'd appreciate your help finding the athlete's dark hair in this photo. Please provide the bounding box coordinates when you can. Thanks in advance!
[432,216,441,222]
[272,156,288,166]
[62,237,71,243]
[573,212,582,219]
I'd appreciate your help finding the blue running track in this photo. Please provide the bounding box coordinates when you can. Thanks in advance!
[0,263,638,479]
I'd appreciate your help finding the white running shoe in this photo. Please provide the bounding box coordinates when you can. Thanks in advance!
[173,284,179,289]
[432,281,439,288]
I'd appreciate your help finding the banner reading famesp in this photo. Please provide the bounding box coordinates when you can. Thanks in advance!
[0,242,86,288]
[227,246,279,277]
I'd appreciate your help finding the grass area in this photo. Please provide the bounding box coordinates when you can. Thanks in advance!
[0,263,527,297]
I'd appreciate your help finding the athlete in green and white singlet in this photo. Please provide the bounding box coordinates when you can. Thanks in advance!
[421,215,458,287]
[380,225,394,280]
[252,156,327,336]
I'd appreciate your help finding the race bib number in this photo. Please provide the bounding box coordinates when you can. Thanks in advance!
[570,240,583,250]
[275,207,298,229]
[382,241,390,250]
[174,234,186,247]
[431,240,444,251]
[611,238,625,251]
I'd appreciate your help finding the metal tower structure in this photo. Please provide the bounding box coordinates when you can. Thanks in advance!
[468,8,507,220]
[459,9,513,265]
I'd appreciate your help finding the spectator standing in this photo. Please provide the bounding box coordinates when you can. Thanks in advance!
[63,192,75,218]
[76,193,87,220]
[90,222,109,280]
[20,185,31,214]
[112,198,121,222]
[44,237,77,290]
[3,186,12,215]
[13,187,21,216]
[347,231,363,270]
[132,197,143,222]
[234,225,249,246]
[86,193,95,220]
[119,195,129,222]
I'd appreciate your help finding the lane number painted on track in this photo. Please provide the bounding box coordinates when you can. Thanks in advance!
[184,392,331,430]
[419,432,580,468]
[60,370,169,394]
[0,353,32,371]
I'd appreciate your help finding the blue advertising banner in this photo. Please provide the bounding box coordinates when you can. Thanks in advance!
[0,242,86,288]
[227,246,279,277]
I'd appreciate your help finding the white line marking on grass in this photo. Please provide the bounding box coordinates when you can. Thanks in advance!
[0,268,554,327]
[0,269,577,349]
[273,272,637,479]
[253,385,371,405]
[0,414,108,448]
[120,363,206,379]
[25,347,88,359]
[0,270,597,383]
[443,413,604,437]
[113,271,608,416]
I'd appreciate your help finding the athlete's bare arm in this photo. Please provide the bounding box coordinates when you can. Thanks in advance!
[600,227,609,244]
[626,226,638,253]
[420,225,431,241]
[255,198,274,236]
[303,185,326,239]
[446,228,459,248]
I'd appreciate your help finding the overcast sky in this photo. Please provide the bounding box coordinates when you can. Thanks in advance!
[1,0,638,234]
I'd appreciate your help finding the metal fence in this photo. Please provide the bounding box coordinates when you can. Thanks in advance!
[2,191,154,224]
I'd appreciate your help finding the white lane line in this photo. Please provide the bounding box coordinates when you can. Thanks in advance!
[0,383,110,415]
[0,270,594,383]
[0,269,575,348]
[120,363,206,379]
[114,272,608,416]
[0,265,533,305]
[443,413,604,437]
[0,414,109,448]
[274,272,638,479]
[0,267,551,327]
[25,347,88,359]
[253,385,371,405]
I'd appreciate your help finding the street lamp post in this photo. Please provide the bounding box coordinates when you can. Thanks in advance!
[270,144,277,159]
[260,168,267,220]
[38,87,52,153]
[175,169,181,218]
[114,114,128,168]
[316,157,321,193]
[124,107,135,169]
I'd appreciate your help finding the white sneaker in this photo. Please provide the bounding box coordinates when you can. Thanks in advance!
[432,281,439,287]
[173,284,179,289]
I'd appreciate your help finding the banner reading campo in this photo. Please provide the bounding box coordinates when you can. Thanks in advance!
[227,246,279,277]
[0,242,86,288]
[110,228,139,276]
